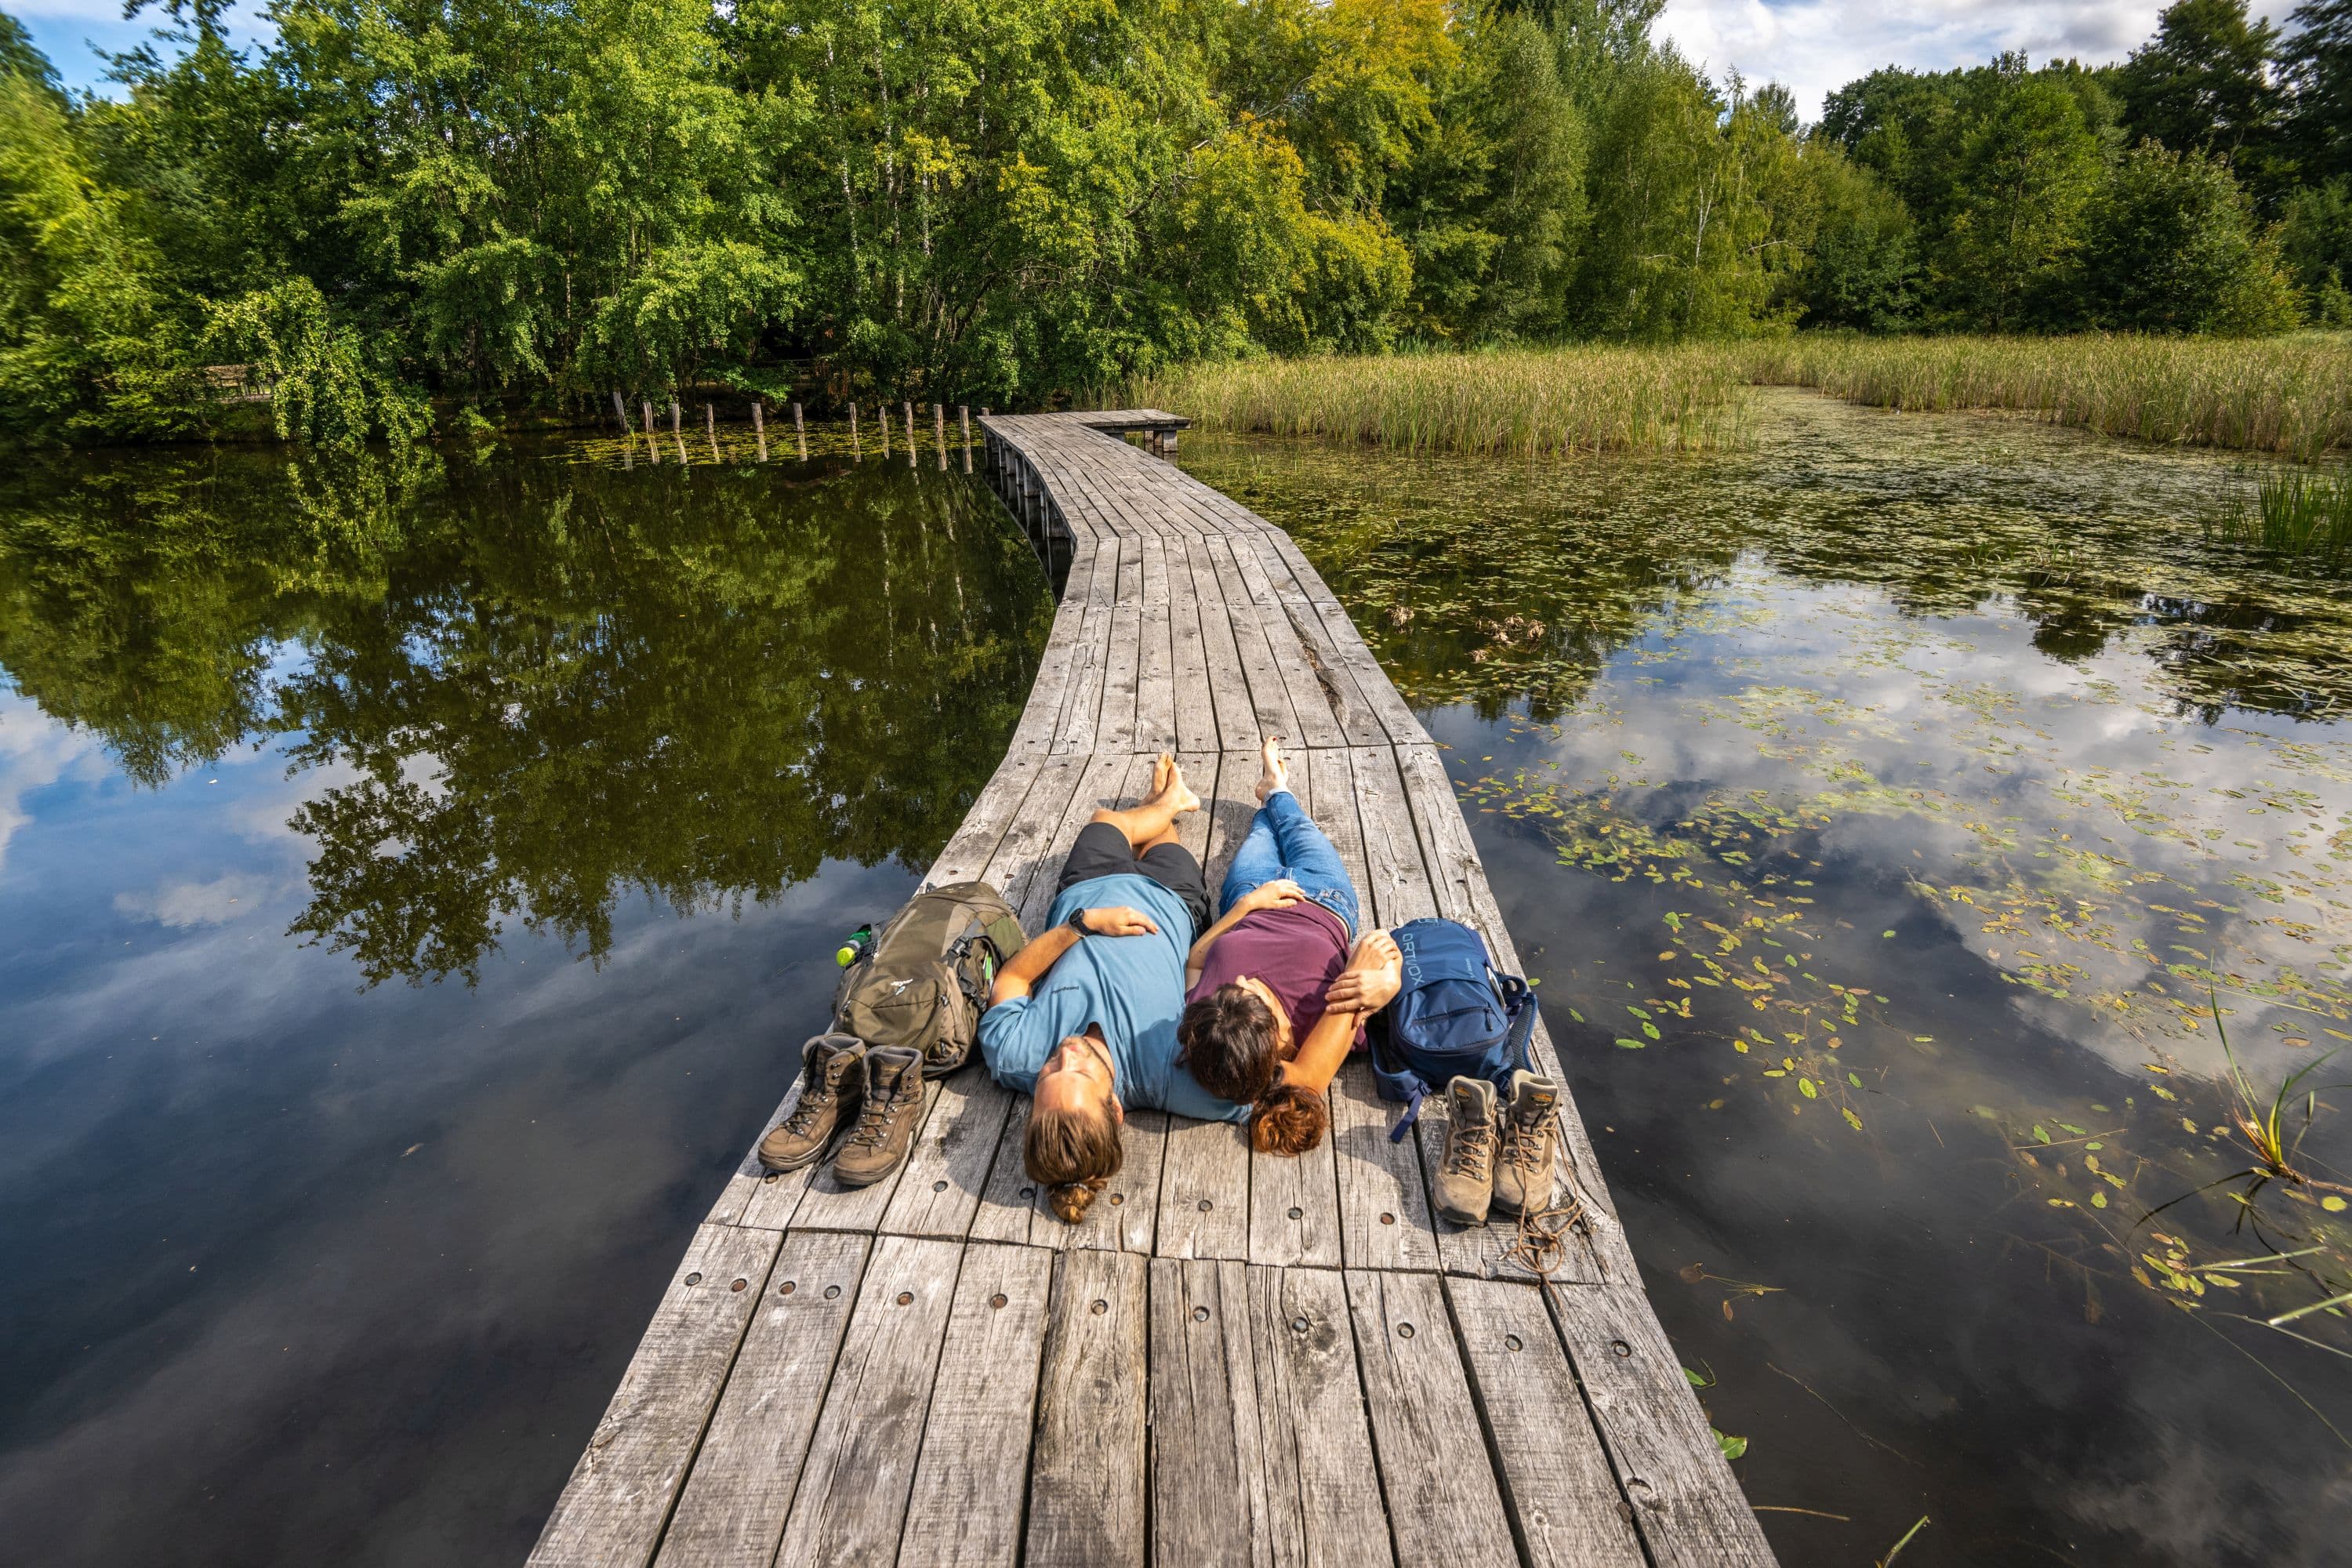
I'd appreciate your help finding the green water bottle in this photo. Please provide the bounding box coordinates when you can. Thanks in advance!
[835,924,874,968]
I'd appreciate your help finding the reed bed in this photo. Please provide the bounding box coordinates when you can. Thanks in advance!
[2208,468,2352,570]
[1740,333,2352,460]
[1131,333,2352,461]
[1129,347,1745,456]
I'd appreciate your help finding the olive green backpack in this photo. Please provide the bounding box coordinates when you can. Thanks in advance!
[833,882,1027,1073]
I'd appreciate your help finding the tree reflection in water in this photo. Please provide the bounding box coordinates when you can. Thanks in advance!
[0,440,1051,985]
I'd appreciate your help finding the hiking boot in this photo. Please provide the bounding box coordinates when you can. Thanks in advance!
[831,1046,925,1187]
[1431,1076,1499,1226]
[758,1035,865,1172]
[1492,1069,1563,1216]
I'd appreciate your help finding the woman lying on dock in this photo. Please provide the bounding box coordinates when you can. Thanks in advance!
[978,755,1243,1222]
[1179,739,1402,1155]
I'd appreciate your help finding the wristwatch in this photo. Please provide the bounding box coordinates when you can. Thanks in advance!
[1065,909,1094,938]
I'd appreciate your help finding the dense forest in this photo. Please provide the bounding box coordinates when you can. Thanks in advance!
[4,0,2351,443]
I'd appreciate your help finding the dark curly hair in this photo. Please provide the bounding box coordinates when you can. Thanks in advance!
[1177,983,1283,1104]
[1250,1082,1330,1155]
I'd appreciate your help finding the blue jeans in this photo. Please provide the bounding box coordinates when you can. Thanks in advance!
[1220,789,1360,936]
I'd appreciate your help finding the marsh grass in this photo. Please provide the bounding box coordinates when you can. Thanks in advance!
[1133,332,2352,460]
[2208,469,2352,570]
[1128,347,1746,456]
[1742,333,2352,459]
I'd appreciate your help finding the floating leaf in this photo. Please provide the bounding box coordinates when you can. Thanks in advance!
[1842,1106,1864,1131]
[1881,930,1896,938]
[1713,1429,1748,1461]
[1641,1022,1661,1040]
[2091,1190,2108,1209]
[1798,1077,1819,1099]
[1847,1072,1863,1087]
[2031,1126,2051,1144]
[2057,1123,2087,1135]
[1614,1037,1647,1050]
[2325,1196,2348,1214]
[1682,1366,1706,1385]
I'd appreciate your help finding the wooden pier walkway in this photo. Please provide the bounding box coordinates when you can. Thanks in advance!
[528,412,1776,1568]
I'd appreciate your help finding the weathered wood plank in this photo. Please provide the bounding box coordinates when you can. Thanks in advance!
[1134,534,1180,754]
[528,1224,782,1568]
[702,1088,806,1228]
[1329,1058,1439,1272]
[1027,1248,1149,1568]
[652,1232,869,1568]
[1204,533,1302,744]
[1148,1258,1273,1565]
[1247,1265,1395,1568]
[772,1236,964,1568]
[1097,536,1145,753]
[1226,535,1346,749]
[1185,534,1262,752]
[898,1243,1056,1566]
[1545,1283,1777,1568]
[1443,1276,1646,1568]
[1343,1269,1517,1568]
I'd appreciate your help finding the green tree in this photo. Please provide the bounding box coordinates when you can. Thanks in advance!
[1795,140,1917,329]
[1931,58,2105,328]
[2076,140,2298,331]
[2114,0,2288,202]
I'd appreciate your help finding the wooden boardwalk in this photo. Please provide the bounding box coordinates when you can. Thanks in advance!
[528,412,1776,1568]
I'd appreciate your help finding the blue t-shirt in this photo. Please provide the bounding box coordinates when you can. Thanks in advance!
[979,872,1246,1124]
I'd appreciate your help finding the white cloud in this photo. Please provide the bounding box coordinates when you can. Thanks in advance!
[113,873,275,928]
[1654,0,2241,121]
[0,695,105,878]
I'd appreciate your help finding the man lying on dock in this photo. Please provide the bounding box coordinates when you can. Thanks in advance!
[977,755,1242,1222]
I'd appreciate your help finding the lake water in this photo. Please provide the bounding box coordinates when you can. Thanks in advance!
[0,434,1049,1562]
[1182,390,2352,1568]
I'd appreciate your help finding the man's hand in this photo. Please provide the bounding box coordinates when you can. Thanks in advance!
[1081,906,1160,937]
[1326,928,1403,1014]
[1241,878,1307,915]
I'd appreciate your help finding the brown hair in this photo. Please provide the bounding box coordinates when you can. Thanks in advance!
[1177,984,1283,1105]
[1024,1101,1123,1222]
[1250,1082,1330,1156]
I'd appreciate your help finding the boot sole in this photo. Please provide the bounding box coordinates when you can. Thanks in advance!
[830,1141,913,1188]
[757,1141,834,1174]
[1432,1200,1492,1227]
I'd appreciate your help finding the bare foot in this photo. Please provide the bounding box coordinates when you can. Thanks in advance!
[1155,753,1200,815]
[1254,736,1290,804]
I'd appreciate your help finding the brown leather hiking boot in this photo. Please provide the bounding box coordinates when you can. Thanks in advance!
[758,1035,865,1172]
[1492,1069,1562,1216]
[831,1045,924,1187]
[1431,1076,1499,1225]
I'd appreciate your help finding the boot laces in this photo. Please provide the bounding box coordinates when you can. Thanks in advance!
[1445,1114,1494,1176]
[782,1075,839,1134]
[1507,1103,1558,1172]
[847,1075,914,1147]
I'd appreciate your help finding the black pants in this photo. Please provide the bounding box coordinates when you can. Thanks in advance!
[1055,822,1211,935]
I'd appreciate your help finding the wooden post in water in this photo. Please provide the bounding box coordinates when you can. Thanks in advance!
[879,401,889,457]
[934,404,946,470]
[641,400,654,437]
[959,405,971,473]
[851,401,862,457]
[669,397,681,435]
[610,388,626,431]
[903,400,916,467]
[753,400,768,463]
[706,401,718,462]
[793,401,807,459]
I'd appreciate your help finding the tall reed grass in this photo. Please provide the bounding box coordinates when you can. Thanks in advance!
[1742,334,2352,461]
[1129,347,1745,456]
[1128,333,2352,461]
[2207,469,2352,570]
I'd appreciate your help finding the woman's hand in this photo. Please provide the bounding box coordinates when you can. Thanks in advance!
[1326,929,1403,1014]
[1242,878,1307,914]
[1081,906,1160,937]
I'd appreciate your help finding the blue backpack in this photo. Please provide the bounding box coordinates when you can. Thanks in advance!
[1370,918,1537,1140]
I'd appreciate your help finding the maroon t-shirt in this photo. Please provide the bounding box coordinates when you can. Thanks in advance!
[1187,901,1362,1050]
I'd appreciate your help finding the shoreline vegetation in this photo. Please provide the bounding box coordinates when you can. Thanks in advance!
[1136,332,2352,460]
[13,1,2352,454]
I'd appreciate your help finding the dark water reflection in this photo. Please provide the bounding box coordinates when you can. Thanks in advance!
[1183,393,2352,1567]
[0,437,1047,1562]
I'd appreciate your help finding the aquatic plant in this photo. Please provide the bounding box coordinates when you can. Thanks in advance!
[1128,347,1747,456]
[2207,468,2352,570]
[1742,334,2352,459]
[1138,333,2352,459]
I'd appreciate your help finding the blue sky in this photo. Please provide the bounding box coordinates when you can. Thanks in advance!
[10,1,2279,118]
